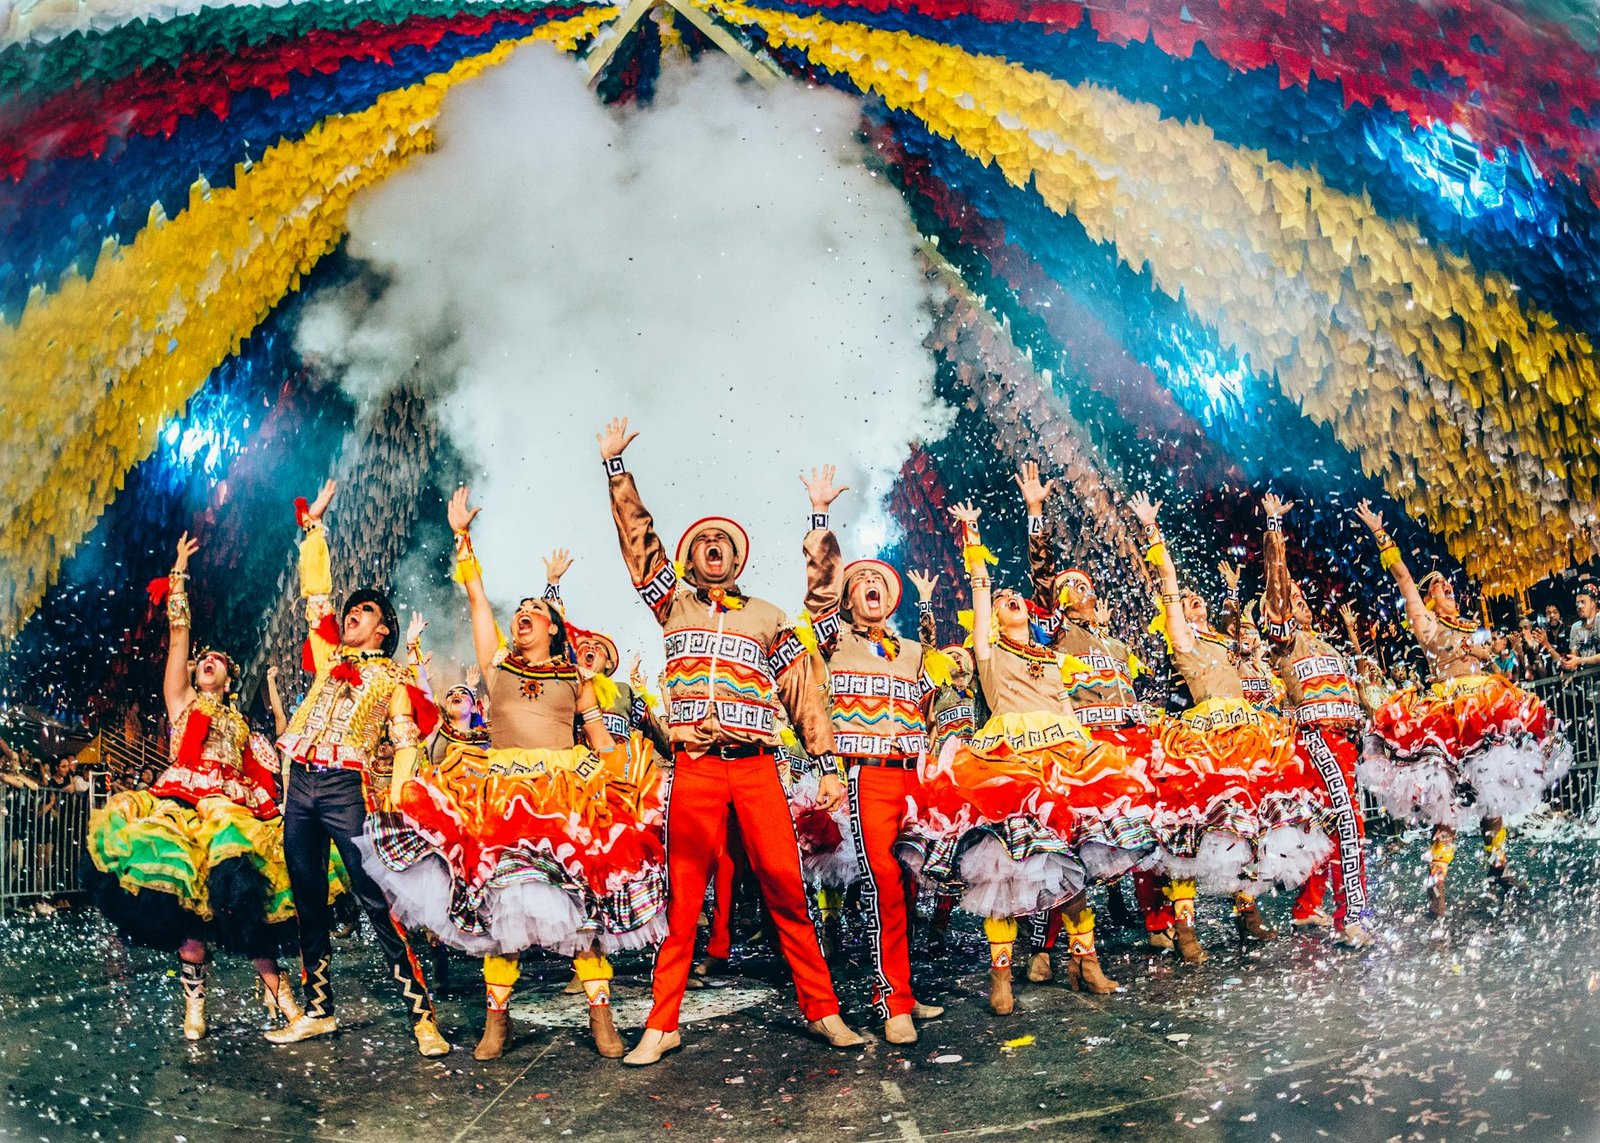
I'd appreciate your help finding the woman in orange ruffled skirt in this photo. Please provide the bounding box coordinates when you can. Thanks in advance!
[919,504,1153,1008]
[1130,494,1333,960]
[1355,501,1571,916]
[357,491,665,1061]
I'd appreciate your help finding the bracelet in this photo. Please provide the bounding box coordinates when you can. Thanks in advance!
[917,600,933,614]
[1378,544,1401,572]
[169,568,190,582]
[602,455,626,478]
[166,589,192,629]
[1160,592,1182,605]
[1027,514,1043,537]
[969,575,992,589]
[453,531,482,585]
[1265,517,1283,533]
[580,707,603,723]
[1373,530,1392,549]
[810,512,829,531]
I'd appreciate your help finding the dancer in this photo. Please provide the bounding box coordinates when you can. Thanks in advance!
[598,417,862,1066]
[364,494,666,1061]
[1130,493,1331,954]
[1018,462,1161,963]
[917,642,975,955]
[84,533,303,1039]
[1259,495,1373,947]
[571,633,673,760]
[267,482,449,1055]
[1217,563,1286,716]
[1354,500,1571,916]
[925,502,1152,1011]
[814,542,948,1044]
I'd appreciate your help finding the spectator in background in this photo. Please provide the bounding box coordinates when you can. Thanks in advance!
[1490,631,1517,677]
[1562,584,1600,672]
[135,765,158,791]
[1511,624,1555,682]
[1543,603,1570,656]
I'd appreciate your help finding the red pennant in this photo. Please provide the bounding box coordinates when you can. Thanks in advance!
[407,684,440,739]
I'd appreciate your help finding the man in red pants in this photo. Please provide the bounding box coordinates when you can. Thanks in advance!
[1259,494,1374,950]
[599,418,863,1066]
[814,549,947,1044]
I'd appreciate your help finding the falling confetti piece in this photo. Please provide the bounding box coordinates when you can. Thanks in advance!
[932,1054,963,1064]
[1167,1033,1192,1044]
[1001,1036,1035,1051]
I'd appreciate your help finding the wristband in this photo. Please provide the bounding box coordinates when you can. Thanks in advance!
[817,753,844,779]
[602,455,626,478]
[969,575,992,589]
[917,600,934,614]
[1373,530,1392,549]
[452,531,482,585]
[1144,541,1167,566]
[1027,514,1043,537]
[580,707,603,724]
[810,513,829,532]
[1378,544,1401,572]
[1265,517,1283,533]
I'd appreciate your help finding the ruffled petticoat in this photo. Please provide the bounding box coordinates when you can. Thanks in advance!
[360,737,667,958]
[915,711,1151,917]
[84,789,345,957]
[1358,674,1573,830]
[1148,699,1333,895]
[788,770,860,890]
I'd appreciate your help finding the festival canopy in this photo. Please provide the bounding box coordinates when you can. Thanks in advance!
[2,0,1598,717]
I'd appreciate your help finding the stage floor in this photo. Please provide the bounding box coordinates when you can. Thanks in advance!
[4,823,1600,1142]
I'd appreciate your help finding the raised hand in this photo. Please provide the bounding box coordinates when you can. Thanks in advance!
[1261,493,1295,519]
[597,416,639,460]
[948,501,982,528]
[1013,460,1055,513]
[1128,491,1162,529]
[1093,601,1112,628]
[266,665,280,684]
[1354,499,1386,535]
[405,612,428,645]
[543,548,574,584]
[173,532,200,572]
[800,465,850,512]
[907,568,939,601]
[627,652,646,690]
[447,486,481,534]
[1218,560,1241,591]
[307,480,337,523]
[1338,602,1358,629]
[465,664,482,689]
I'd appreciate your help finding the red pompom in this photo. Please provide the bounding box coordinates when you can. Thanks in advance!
[294,496,310,528]
[329,661,364,687]
[146,577,171,607]
[406,684,440,739]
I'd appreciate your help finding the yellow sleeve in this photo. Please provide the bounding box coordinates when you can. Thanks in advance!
[300,525,337,676]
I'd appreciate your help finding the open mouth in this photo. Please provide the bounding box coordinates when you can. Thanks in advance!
[865,587,882,606]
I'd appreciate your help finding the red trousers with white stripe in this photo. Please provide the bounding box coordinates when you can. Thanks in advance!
[645,751,840,1033]
[847,762,919,1020]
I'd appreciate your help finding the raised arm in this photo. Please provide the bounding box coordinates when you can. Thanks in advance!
[949,503,991,662]
[599,417,676,628]
[403,612,436,702]
[1015,461,1060,614]
[542,548,572,611]
[447,488,501,677]
[1216,559,1243,635]
[1338,602,1363,656]
[297,480,339,677]
[800,465,847,654]
[1259,493,1298,645]
[162,533,201,720]
[1355,499,1433,640]
[908,569,939,646]
[385,684,423,804]
[1131,492,1195,656]
[265,666,289,738]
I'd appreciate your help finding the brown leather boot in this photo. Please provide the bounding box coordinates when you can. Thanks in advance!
[1065,953,1120,994]
[1173,917,1208,964]
[1233,895,1277,942]
[989,967,1015,1015]
[1026,950,1054,983]
[473,1009,509,1060]
[589,1003,625,1059]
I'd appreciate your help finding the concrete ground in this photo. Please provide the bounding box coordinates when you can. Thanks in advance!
[4,822,1600,1142]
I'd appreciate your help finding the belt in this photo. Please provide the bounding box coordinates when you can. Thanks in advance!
[848,756,919,771]
[682,742,771,761]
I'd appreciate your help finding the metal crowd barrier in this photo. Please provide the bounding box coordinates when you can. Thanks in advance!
[0,784,96,913]
[1527,666,1600,816]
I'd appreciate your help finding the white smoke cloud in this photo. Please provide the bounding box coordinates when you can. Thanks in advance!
[298,44,950,678]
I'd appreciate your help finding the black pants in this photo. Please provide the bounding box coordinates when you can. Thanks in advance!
[283,764,433,1023]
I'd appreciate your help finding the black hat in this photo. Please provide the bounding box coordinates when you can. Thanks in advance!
[1578,581,1600,603]
[341,588,399,656]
